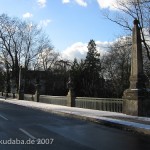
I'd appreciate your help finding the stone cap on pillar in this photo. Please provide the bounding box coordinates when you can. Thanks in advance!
[133,18,139,25]
[67,76,74,90]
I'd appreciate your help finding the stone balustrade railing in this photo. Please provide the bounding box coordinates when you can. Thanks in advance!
[76,97,122,113]
[39,95,67,106]
[0,92,123,113]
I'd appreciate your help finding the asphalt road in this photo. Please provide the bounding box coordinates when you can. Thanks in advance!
[0,101,150,150]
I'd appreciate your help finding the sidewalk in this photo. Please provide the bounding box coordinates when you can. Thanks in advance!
[0,98,150,136]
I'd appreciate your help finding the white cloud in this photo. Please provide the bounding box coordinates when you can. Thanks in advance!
[97,0,118,10]
[37,0,47,8]
[62,0,70,4]
[95,41,112,54]
[39,19,52,27]
[61,42,87,60]
[75,0,88,7]
[61,41,110,60]
[62,0,87,7]
[22,12,33,19]
[62,0,130,10]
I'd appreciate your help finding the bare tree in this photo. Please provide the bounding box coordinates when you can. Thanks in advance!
[0,14,54,89]
[33,47,59,71]
[104,0,150,60]
[102,37,131,97]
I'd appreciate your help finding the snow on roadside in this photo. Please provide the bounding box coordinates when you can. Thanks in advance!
[0,98,150,131]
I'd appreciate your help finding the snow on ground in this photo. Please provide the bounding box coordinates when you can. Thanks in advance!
[0,98,150,131]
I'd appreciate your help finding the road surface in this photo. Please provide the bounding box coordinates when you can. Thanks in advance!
[0,101,150,150]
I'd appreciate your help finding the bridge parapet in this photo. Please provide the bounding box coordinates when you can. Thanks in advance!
[0,92,123,113]
[76,97,122,113]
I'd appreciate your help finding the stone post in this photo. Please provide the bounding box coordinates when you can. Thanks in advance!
[11,79,16,99]
[122,19,149,116]
[34,82,40,102]
[18,66,24,100]
[67,76,75,107]
[4,81,8,99]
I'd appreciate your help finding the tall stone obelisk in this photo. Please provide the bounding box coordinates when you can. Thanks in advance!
[122,19,149,116]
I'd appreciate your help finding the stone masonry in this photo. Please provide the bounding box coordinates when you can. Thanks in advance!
[122,19,150,116]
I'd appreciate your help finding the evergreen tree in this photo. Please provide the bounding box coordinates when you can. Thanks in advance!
[70,58,85,96]
[70,40,105,97]
[83,40,103,97]
[85,39,100,71]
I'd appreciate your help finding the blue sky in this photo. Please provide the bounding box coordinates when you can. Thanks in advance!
[0,0,125,60]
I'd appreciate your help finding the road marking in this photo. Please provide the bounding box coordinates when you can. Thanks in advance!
[0,114,8,120]
[19,128,36,140]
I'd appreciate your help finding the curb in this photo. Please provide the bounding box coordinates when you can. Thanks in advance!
[1,99,150,136]
[47,110,150,136]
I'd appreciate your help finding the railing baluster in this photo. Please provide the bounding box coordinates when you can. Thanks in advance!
[8,94,123,113]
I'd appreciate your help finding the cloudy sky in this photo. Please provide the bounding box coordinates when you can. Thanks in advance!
[0,0,125,60]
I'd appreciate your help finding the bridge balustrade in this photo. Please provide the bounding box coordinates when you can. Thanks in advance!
[75,97,122,113]
[0,91,123,113]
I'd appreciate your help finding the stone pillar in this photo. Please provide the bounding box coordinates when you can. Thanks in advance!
[34,83,40,102]
[18,66,24,100]
[11,79,16,99]
[67,76,75,107]
[67,89,75,107]
[4,81,8,99]
[122,19,149,116]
